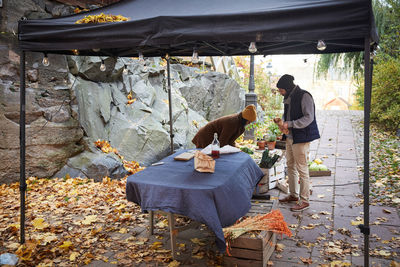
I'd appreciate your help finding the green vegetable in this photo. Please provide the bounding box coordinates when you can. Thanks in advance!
[318,164,328,171]
[240,147,254,154]
[259,149,280,169]
[309,162,319,171]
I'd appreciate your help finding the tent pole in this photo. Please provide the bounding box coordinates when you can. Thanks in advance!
[19,50,27,244]
[360,37,371,267]
[166,55,174,154]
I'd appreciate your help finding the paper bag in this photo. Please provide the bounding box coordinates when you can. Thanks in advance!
[194,151,215,173]
[273,117,289,135]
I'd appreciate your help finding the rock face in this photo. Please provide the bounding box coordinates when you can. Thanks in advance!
[0,1,246,183]
[64,56,245,169]
[0,52,85,184]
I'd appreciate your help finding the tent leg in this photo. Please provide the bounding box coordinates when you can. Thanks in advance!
[166,55,174,154]
[359,37,372,267]
[19,50,27,244]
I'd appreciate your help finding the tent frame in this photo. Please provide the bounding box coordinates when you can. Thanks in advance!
[17,1,376,264]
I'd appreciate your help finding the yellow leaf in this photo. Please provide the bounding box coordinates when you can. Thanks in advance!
[168,260,180,267]
[351,219,364,226]
[379,250,391,257]
[82,215,97,225]
[163,99,169,105]
[156,219,169,228]
[59,241,73,249]
[70,251,79,261]
[119,228,127,234]
[151,241,163,250]
[33,218,48,230]
[190,238,206,246]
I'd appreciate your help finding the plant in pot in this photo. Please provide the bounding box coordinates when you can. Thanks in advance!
[264,132,277,150]
[255,128,266,150]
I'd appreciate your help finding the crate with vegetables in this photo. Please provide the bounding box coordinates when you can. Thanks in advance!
[308,158,331,177]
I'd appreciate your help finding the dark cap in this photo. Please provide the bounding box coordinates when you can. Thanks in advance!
[276,74,295,90]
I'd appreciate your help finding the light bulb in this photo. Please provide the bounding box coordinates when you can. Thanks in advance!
[248,42,257,53]
[123,65,129,75]
[138,52,145,64]
[42,54,50,66]
[92,48,100,52]
[192,50,199,64]
[72,49,79,55]
[317,40,327,51]
[100,60,106,72]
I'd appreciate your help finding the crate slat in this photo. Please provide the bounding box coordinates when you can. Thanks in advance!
[224,200,278,266]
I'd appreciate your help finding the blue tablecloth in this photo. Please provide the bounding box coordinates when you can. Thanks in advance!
[126,150,264,251]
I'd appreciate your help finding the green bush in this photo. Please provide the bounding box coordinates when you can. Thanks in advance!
[370,57,400,132]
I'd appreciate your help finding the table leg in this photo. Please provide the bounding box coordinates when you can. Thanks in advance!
[149,210,154,235]
[167,212,177,259]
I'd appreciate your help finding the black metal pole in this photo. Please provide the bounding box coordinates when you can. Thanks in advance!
[166,55,174,154]
[360,37,372,267]
[244,55,257,140]
[19,50,26,244]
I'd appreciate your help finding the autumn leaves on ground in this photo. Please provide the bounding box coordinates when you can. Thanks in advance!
[0,124,399,266]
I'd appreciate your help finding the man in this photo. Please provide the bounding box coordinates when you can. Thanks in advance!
[275,74,320,212]
[192,105,257,148]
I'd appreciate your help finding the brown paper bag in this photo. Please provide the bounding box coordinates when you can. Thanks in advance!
[194,151,215,173]
[273,117,289,135]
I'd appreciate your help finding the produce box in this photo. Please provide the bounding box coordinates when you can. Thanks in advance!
[224,199,278,267]
[309,170,332,177]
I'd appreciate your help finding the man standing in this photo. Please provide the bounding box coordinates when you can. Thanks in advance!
[192,105,257,148]
[276,74,320,211]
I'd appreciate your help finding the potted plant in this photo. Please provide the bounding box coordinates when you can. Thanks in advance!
[264,132,277,150]
[255,128,266,150]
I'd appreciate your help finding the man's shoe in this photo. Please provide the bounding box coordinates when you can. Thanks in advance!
[279,195,299,203]
[290,201,309,212]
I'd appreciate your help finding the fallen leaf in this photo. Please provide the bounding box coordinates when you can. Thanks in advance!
[70,251,79,261]
[299,257,313,264]
[59,241,73,250]
[383,209,392,214]
[379,250,391,257]
[317,194,325,198]
[168,260,180,267]
[33,218,49,230]
[81,215,97,225]
[190,238,206,246]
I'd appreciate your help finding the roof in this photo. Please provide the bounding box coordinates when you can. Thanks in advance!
[18,0,378,57]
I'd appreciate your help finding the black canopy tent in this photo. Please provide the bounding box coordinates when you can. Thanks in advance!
[18,0,377,265]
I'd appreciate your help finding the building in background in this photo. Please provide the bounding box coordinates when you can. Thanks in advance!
[261,55,358,110]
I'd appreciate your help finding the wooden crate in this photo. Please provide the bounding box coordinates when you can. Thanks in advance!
[309,170,332,177]
[224,199,278,267]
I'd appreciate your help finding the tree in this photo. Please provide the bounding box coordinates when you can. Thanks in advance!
[234,56,282,111]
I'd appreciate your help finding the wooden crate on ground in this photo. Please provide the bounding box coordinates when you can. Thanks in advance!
[256,154,286,194]
[224,199,278,267]
[309,170,332,177]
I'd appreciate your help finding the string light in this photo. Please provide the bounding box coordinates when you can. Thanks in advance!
[123,65,128,75]
[100,59,106,71]
[248,42,257,53]
[72,49,79,55]
[138,52,145,64]
[92,48,100,52]
[317,40,327,51]
[192,49,199,64]
[42,53,50,66]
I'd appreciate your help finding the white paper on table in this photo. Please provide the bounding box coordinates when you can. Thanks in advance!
[200,144,241,155]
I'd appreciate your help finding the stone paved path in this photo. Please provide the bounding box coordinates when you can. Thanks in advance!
[86,110,400,267]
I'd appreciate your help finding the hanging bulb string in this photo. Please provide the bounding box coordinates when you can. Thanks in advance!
[34,56,87,136]
[42,52,50,66]
[192,48,199,64]
[248,42,257,53]
[100,58,106,71]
